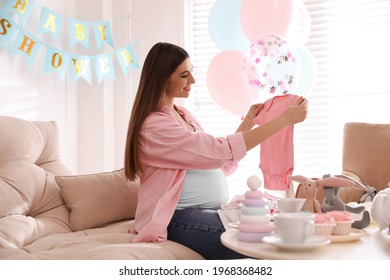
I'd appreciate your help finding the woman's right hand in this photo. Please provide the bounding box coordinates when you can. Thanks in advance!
[282,98,308,126]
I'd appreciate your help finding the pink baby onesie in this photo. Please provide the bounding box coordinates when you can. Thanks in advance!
[253,94,301,191]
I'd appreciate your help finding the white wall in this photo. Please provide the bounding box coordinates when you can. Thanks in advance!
[0,0,78,171]
[0,0,185,174]
[129,0,186,105]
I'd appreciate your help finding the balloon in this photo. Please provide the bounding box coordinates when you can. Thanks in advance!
[208,0,249,51]
[244,35,299,100]
[240,0,294,42]
[285,0,311,45]
[293,44,317,98]
[207,50,259,115]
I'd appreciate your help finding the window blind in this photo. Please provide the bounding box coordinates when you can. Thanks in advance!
[185,0,390,197]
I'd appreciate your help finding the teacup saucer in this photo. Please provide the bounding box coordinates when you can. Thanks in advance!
[380,229,390,243]
[262,235,330,251]
[326,228,364,243]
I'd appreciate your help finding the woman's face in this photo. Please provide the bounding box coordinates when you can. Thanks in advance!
[165,58,195,99]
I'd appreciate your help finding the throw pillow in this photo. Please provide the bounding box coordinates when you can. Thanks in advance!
[56,169,139,231]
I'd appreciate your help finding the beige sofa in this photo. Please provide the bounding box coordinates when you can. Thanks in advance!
[0,116,204,260]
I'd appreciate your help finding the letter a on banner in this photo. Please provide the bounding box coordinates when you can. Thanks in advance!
[39,7,63,41]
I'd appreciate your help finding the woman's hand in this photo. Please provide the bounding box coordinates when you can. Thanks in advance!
[281,98,308,126]
[245,103,264,121]
[236,103,264,132]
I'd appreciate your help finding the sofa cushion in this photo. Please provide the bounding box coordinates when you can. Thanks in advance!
[0,116,72,249]
[0,117,72,219]
[56,169,139,231]
[0,220,204,260]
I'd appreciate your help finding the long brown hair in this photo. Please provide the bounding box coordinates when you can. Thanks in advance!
[124,42,189,181]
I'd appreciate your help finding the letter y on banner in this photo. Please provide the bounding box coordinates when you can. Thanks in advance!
[93,21,113,49]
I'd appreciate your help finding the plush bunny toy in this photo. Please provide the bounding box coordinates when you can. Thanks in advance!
[288,175,323,213]
[288,174,371,229]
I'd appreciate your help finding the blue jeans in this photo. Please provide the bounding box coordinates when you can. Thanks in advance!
[167,208,246,260]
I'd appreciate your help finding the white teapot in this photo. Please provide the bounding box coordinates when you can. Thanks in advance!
[371,185,390,230]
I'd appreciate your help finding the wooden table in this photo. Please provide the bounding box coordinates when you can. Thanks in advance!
[221,225,390,259]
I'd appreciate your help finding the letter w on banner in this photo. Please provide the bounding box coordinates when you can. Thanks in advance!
[71,54,92,84]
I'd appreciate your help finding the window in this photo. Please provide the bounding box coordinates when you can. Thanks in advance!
[185,0,390,197]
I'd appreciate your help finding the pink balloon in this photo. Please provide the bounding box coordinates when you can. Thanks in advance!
[207,50,259,115]
[240,0,294,42]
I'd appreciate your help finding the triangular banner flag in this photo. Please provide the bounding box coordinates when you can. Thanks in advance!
[94,53,116,83]
[39,7,63,41]
[0,10,19,48]
[116,44,139,76]
[44,45,69,80]
[70,54,92,84]
[70,19,89,48]
[5,0,35,26]
[93,21,113,49]
[11,29,42,65]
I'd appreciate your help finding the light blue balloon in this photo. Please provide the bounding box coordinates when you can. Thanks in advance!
[208,0,249,51]
[294,44,318,98]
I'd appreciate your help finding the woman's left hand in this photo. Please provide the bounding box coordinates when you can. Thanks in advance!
[244,103,264,121]
[237,103,264,132]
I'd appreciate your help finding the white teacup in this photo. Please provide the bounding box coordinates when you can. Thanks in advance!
[273,212,315,244]
[277,198,305,213]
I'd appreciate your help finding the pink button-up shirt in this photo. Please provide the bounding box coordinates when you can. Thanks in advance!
[132,105,247,242]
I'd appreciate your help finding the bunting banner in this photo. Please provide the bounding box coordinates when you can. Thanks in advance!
[0,0,139,84]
